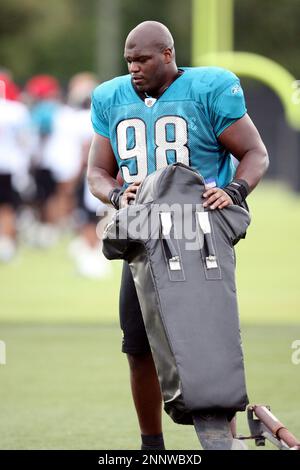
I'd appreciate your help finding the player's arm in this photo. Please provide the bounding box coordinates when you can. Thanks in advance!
[203,114,269,210]
[87,133,140,207]
[219,113,269,189]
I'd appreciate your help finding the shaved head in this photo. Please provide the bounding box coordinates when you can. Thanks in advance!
[124,21,178,96]
[125,21,175,55]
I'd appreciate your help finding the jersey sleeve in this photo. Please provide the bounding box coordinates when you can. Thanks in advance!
[91,89,110,138]
[209,71,247,137]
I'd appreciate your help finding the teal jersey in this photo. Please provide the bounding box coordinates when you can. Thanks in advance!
[91,67,246,188]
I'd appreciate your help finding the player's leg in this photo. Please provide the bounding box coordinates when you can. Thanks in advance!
[127,352,163,436]
[120,261,165,449]
[0,174,19,262]
[0,203,17,262]
[0,203,16,238]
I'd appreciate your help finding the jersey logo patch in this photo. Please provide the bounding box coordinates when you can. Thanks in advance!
[231,84,241,95]
[144,97,157,107]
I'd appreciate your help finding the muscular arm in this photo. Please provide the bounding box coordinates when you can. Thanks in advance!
[203,113,269,209]
[218,113,269,191]
[87,133,119,204]
[87,133,141,207]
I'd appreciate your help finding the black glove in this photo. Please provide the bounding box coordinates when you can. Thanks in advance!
[108,187,125,210]
[223,179,250,206]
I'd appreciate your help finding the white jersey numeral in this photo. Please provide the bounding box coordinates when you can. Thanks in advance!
[116,119,148,183]
[155,116,189,169]
[116,117,190,184]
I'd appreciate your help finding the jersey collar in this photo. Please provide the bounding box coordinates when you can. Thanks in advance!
[131,69,185,105]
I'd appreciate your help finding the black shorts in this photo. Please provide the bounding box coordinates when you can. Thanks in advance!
[76,176,99,225]
[33,168,57,203]
[0,174,20,208]
[119,261,151,355]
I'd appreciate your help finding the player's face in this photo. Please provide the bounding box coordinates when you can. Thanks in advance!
[124,46,171,95]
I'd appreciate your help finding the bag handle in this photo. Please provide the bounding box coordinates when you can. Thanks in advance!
[159,212,181,271]
[196,212,218,269]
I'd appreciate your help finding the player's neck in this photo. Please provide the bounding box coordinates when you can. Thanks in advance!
[144,68,183,99]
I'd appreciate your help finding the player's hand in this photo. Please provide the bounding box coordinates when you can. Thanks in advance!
[203,187,233,210]
[120,181,141,208]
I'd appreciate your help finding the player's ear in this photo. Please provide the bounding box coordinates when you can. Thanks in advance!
[163,48,173,64]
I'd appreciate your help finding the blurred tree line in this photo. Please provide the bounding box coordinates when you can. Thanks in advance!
[0,0,299,85]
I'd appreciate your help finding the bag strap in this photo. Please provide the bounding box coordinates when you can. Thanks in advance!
[196,212,218,269]
[159,212,181,272]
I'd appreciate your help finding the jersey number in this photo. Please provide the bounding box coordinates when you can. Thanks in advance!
[116,117,189,183]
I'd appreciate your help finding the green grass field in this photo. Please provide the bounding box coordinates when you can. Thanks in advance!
[0,324,299,450]
[0,182,300,449]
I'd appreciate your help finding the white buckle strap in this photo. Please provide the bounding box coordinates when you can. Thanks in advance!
[196,212,218,269]
[160,212,181,271]
[160,212,172,236]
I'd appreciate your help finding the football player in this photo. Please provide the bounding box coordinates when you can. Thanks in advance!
[87,21,269,450]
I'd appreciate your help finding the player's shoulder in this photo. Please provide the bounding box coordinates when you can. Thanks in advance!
[92,74,131,108]
[183,66,240,93]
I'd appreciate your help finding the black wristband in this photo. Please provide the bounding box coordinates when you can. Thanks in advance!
[108,187,125,210]
[223,179,250,206]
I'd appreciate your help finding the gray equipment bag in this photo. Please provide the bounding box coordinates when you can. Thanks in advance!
[103,163,250,434]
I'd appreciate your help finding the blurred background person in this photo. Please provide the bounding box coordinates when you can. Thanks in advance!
[68,72,112,279]
[0,71,32,262]
[22,74,61,247]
